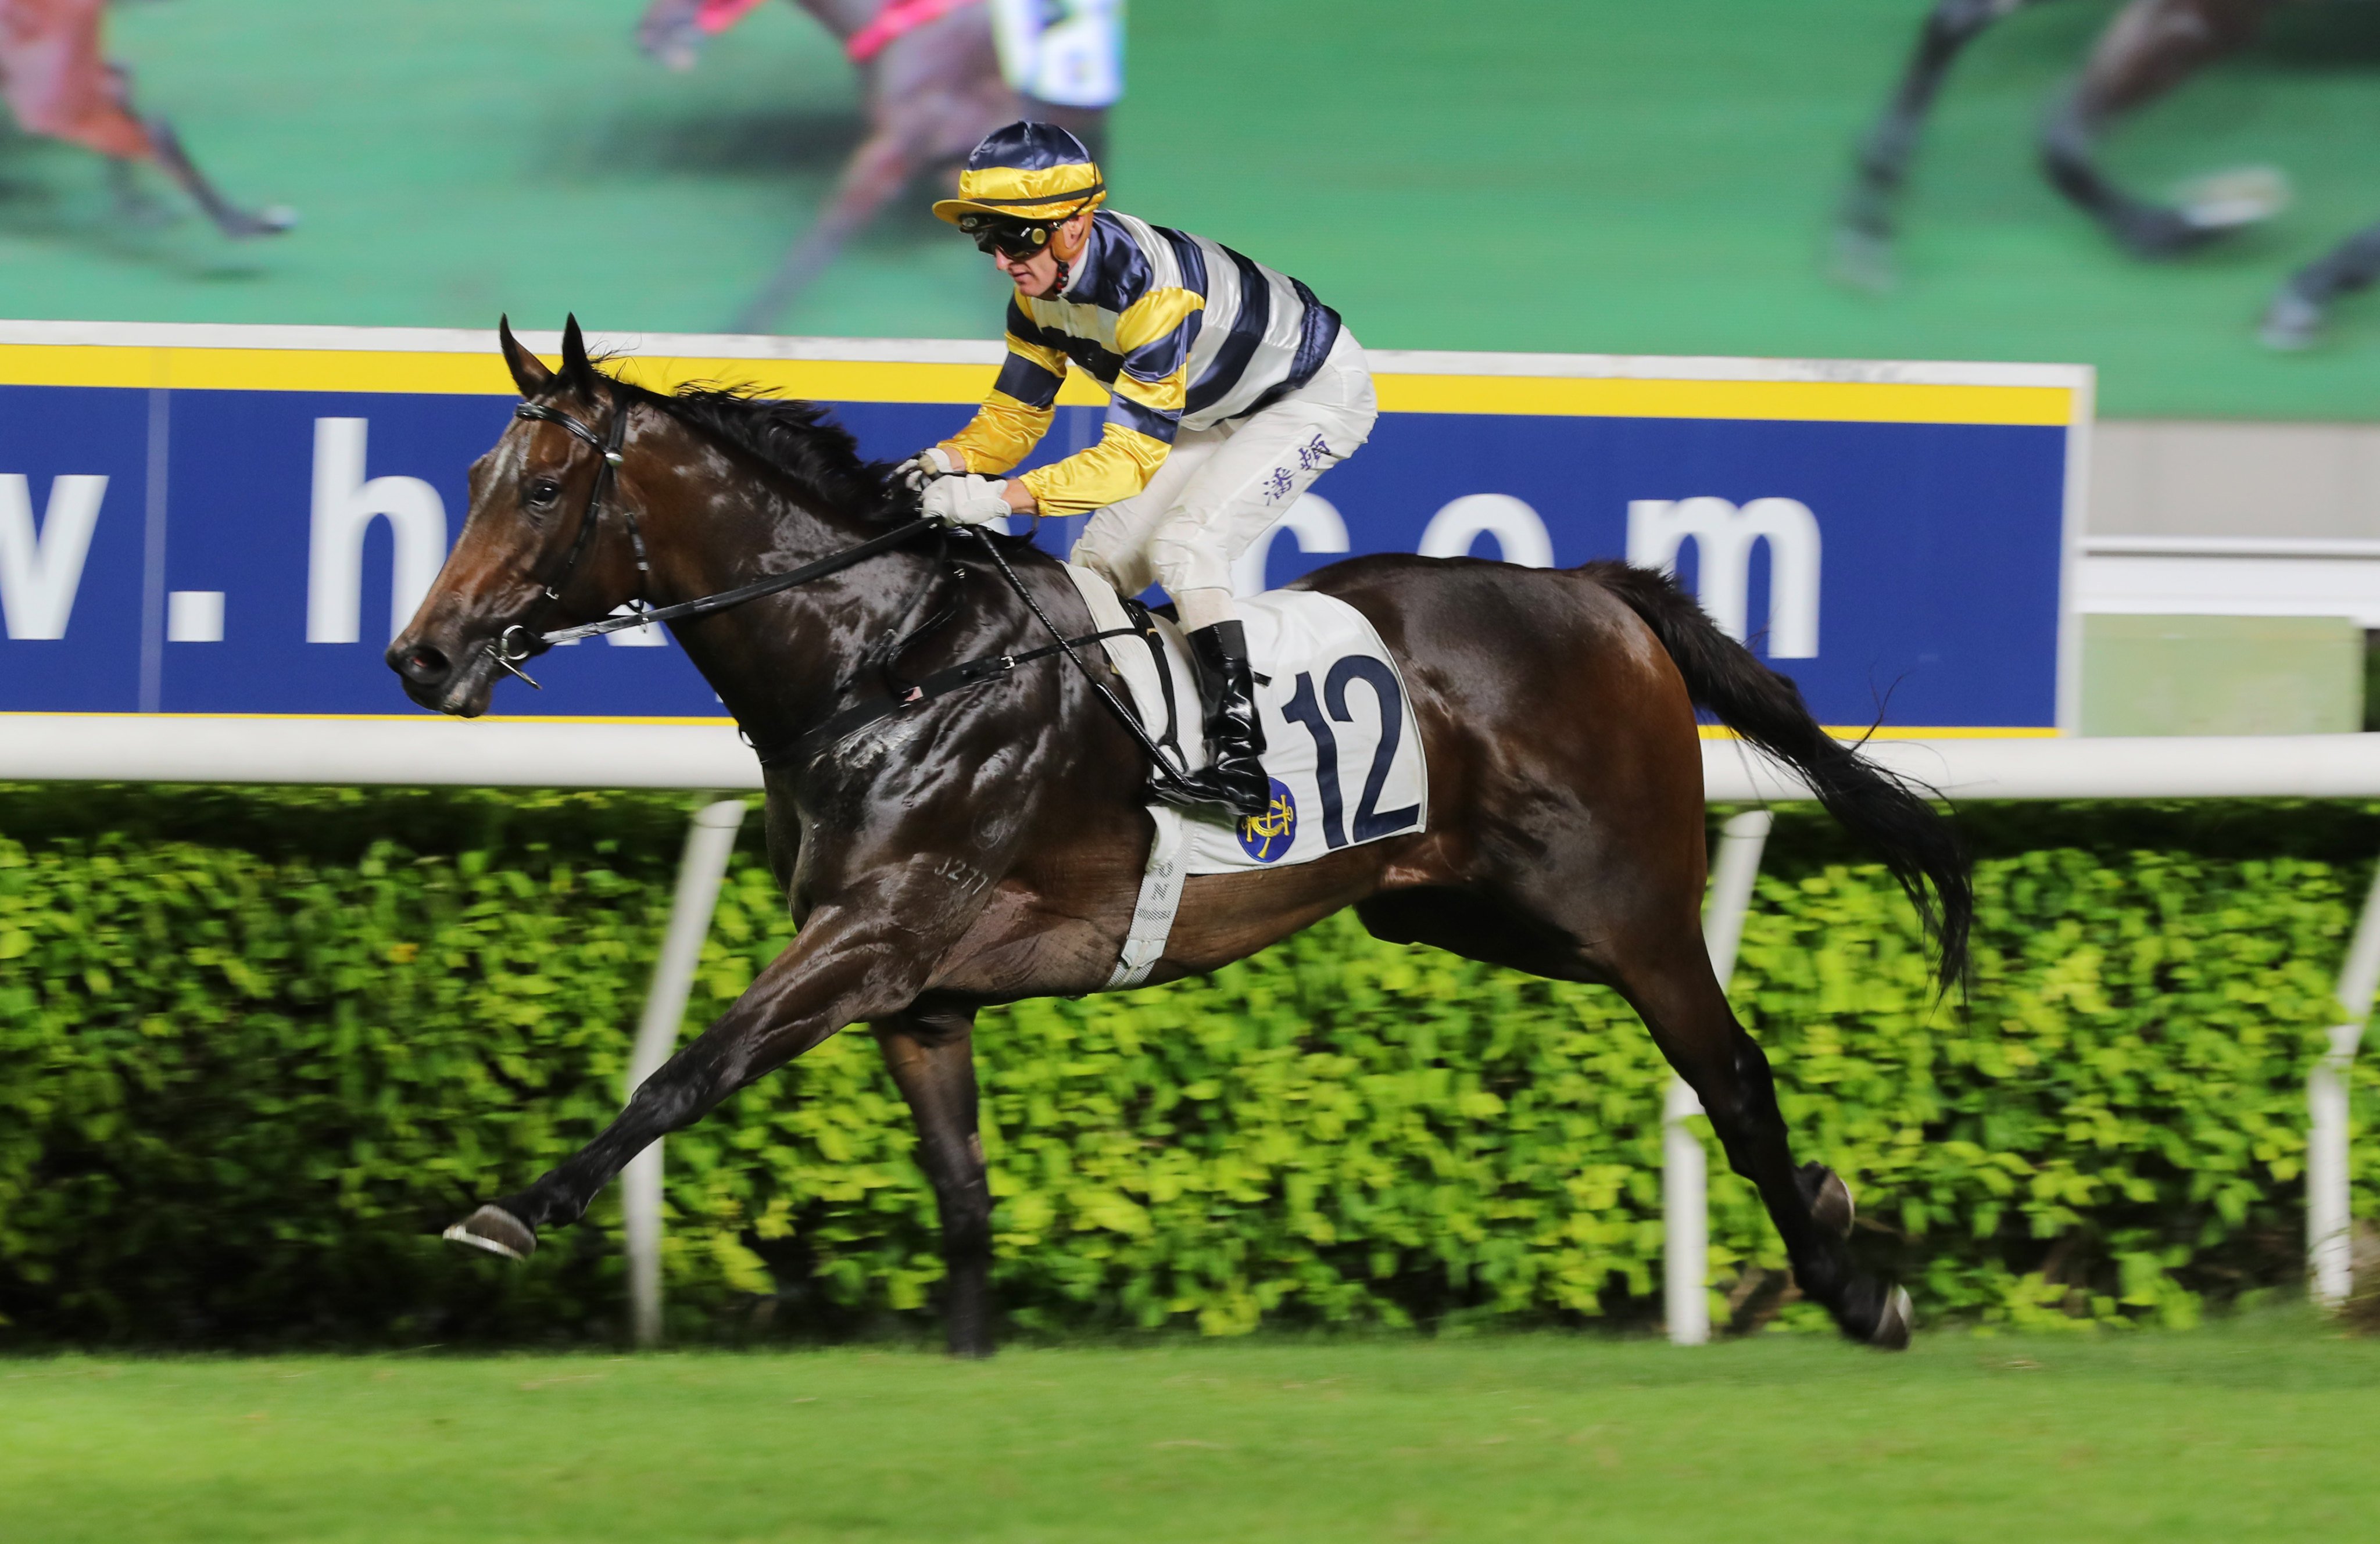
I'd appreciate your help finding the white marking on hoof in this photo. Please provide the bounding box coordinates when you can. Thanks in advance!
[442,1205,535,1260]
[1870,1285,1914,1352]
[2175,166,2290,231]
[442,1223,525,1260]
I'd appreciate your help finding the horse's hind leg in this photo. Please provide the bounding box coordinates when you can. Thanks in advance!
[1610,930,1910,1348]
[1358,888,1908,1349]
[2262,218,2380,349]
[2039,0,2274,257]
[875,1003,995,1358]
[1837,0,2060,289]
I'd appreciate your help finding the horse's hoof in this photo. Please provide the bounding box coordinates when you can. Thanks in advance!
[1868,1286,1914,1352]
[1801,1163,1856,1240]
[1830,225,1897,293]
[223,204,297,239]
[2174,165,2290,234]
[2261,289,2325,351]
[2113,203,2231,260]
[443,1204,536,1260]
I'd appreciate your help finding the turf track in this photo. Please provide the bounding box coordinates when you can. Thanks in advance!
[8,1,2380,417]
[3,1319,2374,1542]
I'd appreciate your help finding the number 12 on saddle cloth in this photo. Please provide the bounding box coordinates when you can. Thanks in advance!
[1062,568,1430,873]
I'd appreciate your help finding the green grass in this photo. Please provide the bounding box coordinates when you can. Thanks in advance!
[3,1319,2376,1542]
[9,1,2380,415]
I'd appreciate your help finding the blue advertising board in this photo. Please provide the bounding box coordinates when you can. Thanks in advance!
[0,323,2085,736]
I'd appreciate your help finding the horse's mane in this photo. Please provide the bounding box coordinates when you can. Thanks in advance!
[554,356,912,524]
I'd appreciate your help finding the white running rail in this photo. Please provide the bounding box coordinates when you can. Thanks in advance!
[3,718,2372,1330]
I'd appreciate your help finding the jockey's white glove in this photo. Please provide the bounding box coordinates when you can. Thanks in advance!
[921,473,1013,527]
[893,445,957,493]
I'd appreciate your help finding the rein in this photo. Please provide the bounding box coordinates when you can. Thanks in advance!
[846,0,979,62]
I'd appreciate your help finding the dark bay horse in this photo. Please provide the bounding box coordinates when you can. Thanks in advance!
[391,319,1972,1355]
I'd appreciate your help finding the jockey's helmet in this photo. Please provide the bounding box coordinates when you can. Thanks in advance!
[932,122,1106,245]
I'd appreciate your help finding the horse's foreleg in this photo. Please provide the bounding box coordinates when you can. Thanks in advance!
[445,908,933,1259]
[732,127,916,334]
[2039,0,2272,257]
[2262,218,2380,349]
[874,1004,994,1357]
[1615,931,1911,1350]
[1837,0,2057,288]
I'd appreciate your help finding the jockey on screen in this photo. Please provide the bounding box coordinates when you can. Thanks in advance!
[899,121,1377,821]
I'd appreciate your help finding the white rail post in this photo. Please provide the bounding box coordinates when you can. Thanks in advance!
[623,798,750,1347]
[1667,807,1774,1346]
[2310,857,2380,1309]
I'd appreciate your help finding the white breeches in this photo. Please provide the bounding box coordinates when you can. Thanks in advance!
[1068,328,1377,608]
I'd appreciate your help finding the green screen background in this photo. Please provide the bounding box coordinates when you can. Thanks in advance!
[9,0,2380,418]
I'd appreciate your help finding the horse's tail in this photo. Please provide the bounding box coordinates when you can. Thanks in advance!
[1584,560,1972,990]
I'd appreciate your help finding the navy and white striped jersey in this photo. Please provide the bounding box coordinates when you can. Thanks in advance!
[944,210,1343,514]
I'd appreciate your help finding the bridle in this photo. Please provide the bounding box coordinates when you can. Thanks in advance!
[471,389,1194,798]
[482,386,940,690]
[485,392,642,688]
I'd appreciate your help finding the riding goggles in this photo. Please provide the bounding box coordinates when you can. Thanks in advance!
[958,213,1060,261]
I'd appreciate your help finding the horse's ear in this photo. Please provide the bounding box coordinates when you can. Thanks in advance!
[498,315,552,397]
[560,314,594,386]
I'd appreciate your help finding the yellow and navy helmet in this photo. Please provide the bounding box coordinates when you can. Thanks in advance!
[932,121,1106,228]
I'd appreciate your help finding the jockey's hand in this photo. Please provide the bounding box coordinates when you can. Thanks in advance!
[893,446,957,493]
[921,474,1014,527]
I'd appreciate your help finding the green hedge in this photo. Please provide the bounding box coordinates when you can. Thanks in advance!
[1,786,2375,1345]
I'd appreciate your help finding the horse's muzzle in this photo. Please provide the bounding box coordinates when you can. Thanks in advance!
[386,635,498,717]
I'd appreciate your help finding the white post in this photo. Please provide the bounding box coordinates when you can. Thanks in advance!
[622,798,750,1346]
[2310,858,2380,1309]
[1667,807,1773,1346]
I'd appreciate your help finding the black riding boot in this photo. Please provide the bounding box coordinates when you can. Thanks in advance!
[1154,621,1273,821]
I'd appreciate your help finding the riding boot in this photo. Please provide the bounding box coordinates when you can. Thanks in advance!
[1153,621,1274,821]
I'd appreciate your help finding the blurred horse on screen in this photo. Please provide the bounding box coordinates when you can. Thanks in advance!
[1837,0,2380,343]
[636,0,1108,332]
[0,0,291,237]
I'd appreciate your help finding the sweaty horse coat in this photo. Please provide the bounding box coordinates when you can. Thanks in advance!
[394,319,1970,1355]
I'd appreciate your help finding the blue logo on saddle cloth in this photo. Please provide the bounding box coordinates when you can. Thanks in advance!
[1236,779,1298,862]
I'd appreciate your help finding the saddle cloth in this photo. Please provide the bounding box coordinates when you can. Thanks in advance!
[1059,565,1430,875]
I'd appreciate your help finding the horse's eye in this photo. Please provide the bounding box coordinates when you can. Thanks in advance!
[526,478,561,507]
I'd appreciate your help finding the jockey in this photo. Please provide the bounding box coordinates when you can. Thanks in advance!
[901,121,1377,821]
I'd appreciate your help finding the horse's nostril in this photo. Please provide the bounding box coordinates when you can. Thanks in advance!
[403,646,450,683]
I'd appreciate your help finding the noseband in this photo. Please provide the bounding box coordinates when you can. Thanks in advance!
[486,393,643,687]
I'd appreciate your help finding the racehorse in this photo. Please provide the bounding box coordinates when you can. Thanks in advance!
[0,0,292,237]
[391,318,1973,1355]
[635,0,1107,334]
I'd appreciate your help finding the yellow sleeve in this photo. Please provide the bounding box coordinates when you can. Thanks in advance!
[942,299,1068,475]
[1017,288,1202,515]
